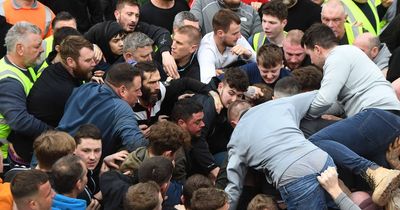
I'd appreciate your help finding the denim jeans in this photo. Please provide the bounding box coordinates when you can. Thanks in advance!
[309,108,400,173]
[278,156,335,210]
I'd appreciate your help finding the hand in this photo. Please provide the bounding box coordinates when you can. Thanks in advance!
[387,137,400,169]
[209,91,223,114]
[91,76,104,84]
[209,167,220,185]
[86,198,101,210]
[245,86,264,100]
[103,150,129,169]
[162,52,180,79]
[139,124,151,138]
[94,70,105,77]
[317,167,342,199]
[321,114,342,121]
[230,45,252,59]
[215,69,224,76]
[93,44,104,64]
[174,204,186,210]
[381,0,393,7]
[250,2,262,10]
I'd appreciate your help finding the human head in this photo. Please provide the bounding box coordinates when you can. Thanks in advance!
[135,61,160,105]
[53,27,81,51]
[321,0,347,40]
[106,22,127,60]
[221,0,241,10]
[11,170,54,210]
[247,194,278,210]
[74,124,102,170]
[171,98,205,137]
[247,83,273,106]
[173,11,200,33]
[219,67,249,108]
[5,21,43,67]
[182,174,214,209]
[213,9,242,47]
[123,32,154,63]
[124,181,163,210]
[260,0,288,41]
[51,11,77,32]
[171,26,201,62]
[51,154,88,196]
[114,0,140,32]
[227,99,252,128]
[60,35,95,81]
[291,65,322,91]
[282,29,306,70]
[105,63,142,107]
[33,130,76,171]
[190,188,230,210]
[138,156,174,196]
[301,23,339,68]
[353,32,381,60]
[257,44,284,84]
[273,76,301,99]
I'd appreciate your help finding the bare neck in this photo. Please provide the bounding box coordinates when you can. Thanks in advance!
[213,35,226,54]
[6,54,27,69]
[15,0,35,7]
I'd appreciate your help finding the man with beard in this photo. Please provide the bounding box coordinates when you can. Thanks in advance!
[0,22,50,168]
[198,9,256,83]
[282,30,311,71]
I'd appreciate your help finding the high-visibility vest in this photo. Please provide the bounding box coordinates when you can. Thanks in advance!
[42,35,54,59]
[342,0,381,35]
[344,22,363,44]
[0,57,37,157]
[252,31,288,52]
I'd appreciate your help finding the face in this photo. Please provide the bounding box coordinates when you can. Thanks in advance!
[218,83,244,108]
[305,47,325,68]
[122,76,142,107]
[141,71,161,105]
[262,15,286,40]
[75,138,102,170]
[35,181,55,210]
[71,47,96,80]
[282,40,306,70]
[171,32,196,61]
[21,33,44,67]
[220,22,241,47]
[115,4,140,32]
[181,112,205,137]
[109,34,125,56]
[53,19,77,31]
[258,63,282,84]
[321,6,346,39]
[131,46,153,62]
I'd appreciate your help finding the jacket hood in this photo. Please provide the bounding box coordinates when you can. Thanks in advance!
[119,147,149,173]
[52,194,87,209]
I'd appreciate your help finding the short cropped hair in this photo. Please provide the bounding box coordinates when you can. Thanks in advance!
[11,170,49,206]
[124,181,161,210]
[261,0,288,21]
[74,124,102,145]
[273,76,301,98]
[212,9,241,33]
[60,35,93,62]
[51,154,86,194]
[170,98,203,122]
[228,99,252,123]
[247,194,278,210]
[53,27,82,49]
[123,32,154,53]
[135,61,159,79]
[291,65,323,91]
[52,11,76,29]
[222,67,249,92]
[183,175,214,208]
[301,23,339,50]
[285,29,304,45]
[175,25,202,45]
[138,156,174,185]
[33,131,76,170]
[191,188,229,210]
[105,62,141,88]
[5,21,41,53]
[116,0,139,10]
[173,11,198,29]
[257,44,283,68]
[148,121,190,155]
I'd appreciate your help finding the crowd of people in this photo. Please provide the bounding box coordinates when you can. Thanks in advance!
[1,0,400,209]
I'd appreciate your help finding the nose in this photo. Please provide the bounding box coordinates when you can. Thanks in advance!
[146,54,152,61]
[200,120,205,128]
[138,89,142,97]
[89,151,96,160]
[171,41,176,49]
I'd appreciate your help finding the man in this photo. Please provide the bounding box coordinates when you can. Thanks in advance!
[28,35,95,128]
[191,188,230,210]
[197,9,256,83]
[282,30,310,71]
[353,32,392,75]
[0,22,49,167]
[172,25,202,80]
[321,0,362,45]
[248,0,288,51]
[10,170,55,210]
[0,0,55,38]
[124,181,163,210]
[172,11,200,34]
[58,63,147,157]
[302,23,400,118]
[190,0,262,39]
[121,32,154,65]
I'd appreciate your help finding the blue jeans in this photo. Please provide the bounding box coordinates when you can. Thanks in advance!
[309,108,400,173]
[278,156,335,210]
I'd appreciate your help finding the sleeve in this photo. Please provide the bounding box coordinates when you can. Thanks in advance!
[334,193,361,210]
[190,0,204,32]
[0,78,49,137]
[136,22,172,53]
[198,44,218,83]
[238,36,257,62]
[190,136,217,173]
[286,91,317,120]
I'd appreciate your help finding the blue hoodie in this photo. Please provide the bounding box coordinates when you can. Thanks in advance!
[52,194,86,210]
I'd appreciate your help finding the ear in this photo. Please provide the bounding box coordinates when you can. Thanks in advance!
[162,150,174,160]
[230,120,238,128]
[180,195,185,206]
[55,45,61,53]
[190,44,199,53]
[114,10,120,20]
[177,119,186,128]
[216,29,224,37]
[123,52,132,61]
[28,200,37,209]
[16,43,24,56]
[66,57,76,68]
[282,19,288,27]
[371,46,379,58]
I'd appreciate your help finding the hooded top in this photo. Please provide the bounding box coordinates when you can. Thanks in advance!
[84,21,124,65]
[52,193,86,210]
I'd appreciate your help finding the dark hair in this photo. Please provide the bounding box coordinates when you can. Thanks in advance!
[116,0,139,10]
[51,154,86,194]
[74,124,102,145]
[170,98,203,122]
[175,25,202,45]
[190,188,229,210]
[60,35,94,62]
[212,9,241,33]
[135,61,159,80]
[261,0,288,21]
[124,181,161,210]
[291,65,323,91]
[250,83,273,105]
[53,27,81,49]
[106,62,141,88]
[51,11,76,29]
[183,174,213,208]
[301,23,339,50]
[273,76,301,98]
[222,67,249,92]
[257,44,283,68]
[148,121,190,155]
[138,156,174,185]
[11,170,49,201]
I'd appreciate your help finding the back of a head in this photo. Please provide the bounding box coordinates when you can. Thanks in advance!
[74,123,102,145]
[106,62,141,88]
[173,11,198,29]
[261,0,288,21]
[223,67,249,92]
[284,29,304,46]
[291,65,323,91]
[301,23,339,50]
[5,21,41,53]
[11,170,49,208]
[190,188,229,210]
[51,154,85,195]
[53,27,82,49]
[212,9,241,33]
[247,194,278,210]
[123,32,154,53]
[138,156,174,186]
[273,76,301,99]
[227,99,252,123]
[33,130,76,171]
[124,181,162,210]
[183,174,214,208]
[170,97,203,123]
[257,44,283,69]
